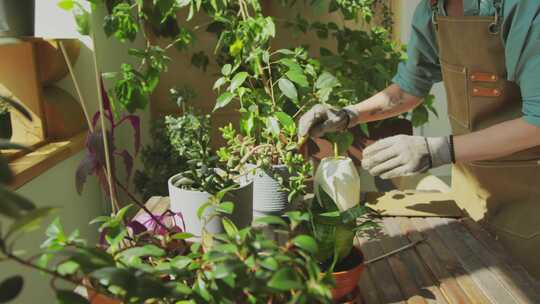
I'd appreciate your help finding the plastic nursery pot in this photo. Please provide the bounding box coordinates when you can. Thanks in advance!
[0,0,35,37]
[252,164,290,218]
[0,112,11,139]
[168,173,253,238]
[330,247,365,302]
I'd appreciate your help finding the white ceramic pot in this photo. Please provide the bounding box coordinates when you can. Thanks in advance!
[314,157,361,211]
[168,173,253,238]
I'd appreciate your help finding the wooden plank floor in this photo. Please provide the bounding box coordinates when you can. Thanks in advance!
[356,217,540,304]
[142,197,540,304]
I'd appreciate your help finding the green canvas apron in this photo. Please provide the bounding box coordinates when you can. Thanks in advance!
[433,0,540,278]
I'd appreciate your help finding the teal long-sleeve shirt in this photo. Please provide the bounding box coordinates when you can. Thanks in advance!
[392,0,540,127]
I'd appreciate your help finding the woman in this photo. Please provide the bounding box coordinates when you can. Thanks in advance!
[298,0,540,278]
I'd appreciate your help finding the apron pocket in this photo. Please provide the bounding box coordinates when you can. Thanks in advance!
[441,61,470,131]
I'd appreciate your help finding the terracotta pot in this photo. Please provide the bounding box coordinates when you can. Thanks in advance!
[331,247,365,302]
[86,288,121,304]
[35,39,81,85]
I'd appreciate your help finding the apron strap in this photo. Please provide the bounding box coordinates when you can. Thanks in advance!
[431,0,504,33]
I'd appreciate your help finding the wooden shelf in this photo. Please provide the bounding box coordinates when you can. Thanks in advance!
[8,131,86,190]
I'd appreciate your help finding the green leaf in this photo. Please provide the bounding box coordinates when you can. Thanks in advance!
[6,207,57,238]
[196,201,212,219]
[292,235,318,255]
[171,256,192,270]
[214,92,234,111]
[275,112,295,129]
[340,205,370,224]
[74,8,91,36]
[0,158,13,184]
[0,96,31,120]
[90,267,134,290]
[172,232,195,240]
[268,267,303,291]
[216,201,234,215]
[0,276,23,303]
[334,224,355,261]
[118,245,165,262]
[56,290,89,304]
[221,64,232,76]
[266,117,280,137]
[315,72,339,90]
[411,105,429,127]
[222,218,238,238]
[57,0,74,11]
[260,257,278,271]
[0,186,36,219]
[57,261,80,276]
[229,72,248,92]
[286,70,309,88]
[254,215,288,227]
[325,132,354,156]
[0,139,30,151]
[278,78,298,101]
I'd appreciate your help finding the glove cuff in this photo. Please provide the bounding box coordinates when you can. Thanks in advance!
[426,136,452,168]
[341,106,358,129]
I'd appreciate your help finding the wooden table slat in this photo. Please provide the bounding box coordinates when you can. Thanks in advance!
[426,217,518,304]
[450,219,540,304]
[357,265,382,304]
[384,217,448,304]
[357,236,407,304]
[411,218,492,304]
[461,218,540,296]
[399,217,472,304]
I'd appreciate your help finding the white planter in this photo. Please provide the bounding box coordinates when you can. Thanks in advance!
[314,157,361,211]
[168,173,253,238]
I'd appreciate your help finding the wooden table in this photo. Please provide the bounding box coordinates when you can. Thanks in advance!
[142,197,540,304]
[356,216,540,304]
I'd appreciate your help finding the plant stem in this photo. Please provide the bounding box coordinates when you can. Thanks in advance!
[114,179,173,234]
[59,41,94,133]
[1,249,108,299]
[333,142,338,157]
[90,29,118,212]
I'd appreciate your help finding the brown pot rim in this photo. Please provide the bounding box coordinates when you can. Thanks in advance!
[331,247,365,275]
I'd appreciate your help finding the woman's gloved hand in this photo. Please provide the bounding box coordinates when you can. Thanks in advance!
[297,104,354,139]
[361,135,452,179]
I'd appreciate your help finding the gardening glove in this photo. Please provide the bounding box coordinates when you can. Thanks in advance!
[361,135,452,180]
[297,104,355,139]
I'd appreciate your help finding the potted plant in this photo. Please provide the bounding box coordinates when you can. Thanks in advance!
[0,157,335,304]
[166,108,253,237]
[0,96,11,139]
[0,0,35,37]
[307,134,380,302]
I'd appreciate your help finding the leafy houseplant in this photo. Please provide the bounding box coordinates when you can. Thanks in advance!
[1,172,335,303]
[308,135,380,301]
[166,108,253,238]
[134,86,198,201]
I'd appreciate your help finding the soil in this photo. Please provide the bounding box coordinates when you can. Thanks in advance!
[320,248,364,272]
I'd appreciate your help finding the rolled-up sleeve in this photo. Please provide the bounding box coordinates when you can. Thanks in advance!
[392,1,442,97]
[514,15,540,127]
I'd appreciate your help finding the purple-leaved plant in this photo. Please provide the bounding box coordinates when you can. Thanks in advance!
[76,79,141,198]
